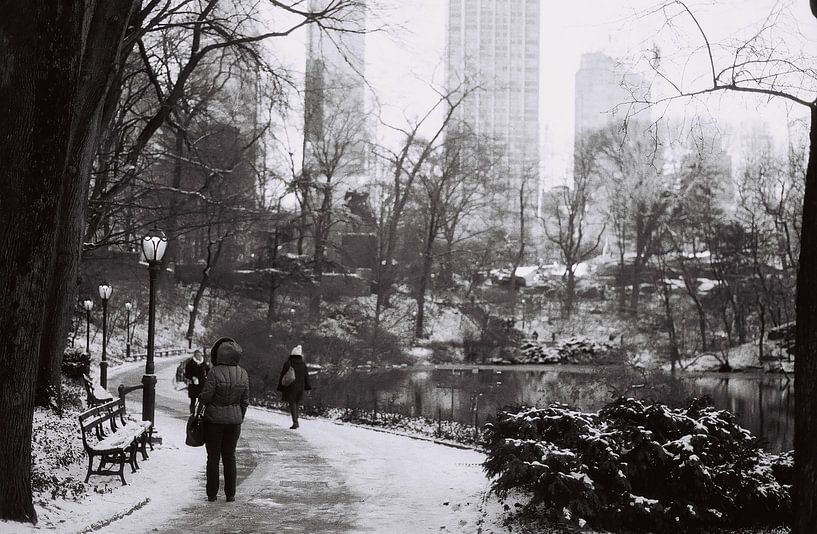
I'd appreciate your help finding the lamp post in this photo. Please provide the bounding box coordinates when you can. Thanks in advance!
[141,227,167,426]
[186,303,194,349]
[82,299,93,358]
[98,282,113,388]
[124,301,132,361]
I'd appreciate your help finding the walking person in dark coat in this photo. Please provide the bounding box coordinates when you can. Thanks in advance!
[198,337,249,502]
[277,344,311,429]
[184,350,209,414]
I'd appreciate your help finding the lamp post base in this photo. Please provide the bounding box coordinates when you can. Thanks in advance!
[100,361,108,390]
[141,373,157,426]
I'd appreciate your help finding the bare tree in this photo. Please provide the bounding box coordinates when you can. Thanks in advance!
[371,84,475,328]
[539,131,605,314]
[636,2,817,527]
[302,94,368,318]
[598,121,671,315]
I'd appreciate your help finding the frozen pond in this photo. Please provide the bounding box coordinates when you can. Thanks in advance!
[301,365,793,452]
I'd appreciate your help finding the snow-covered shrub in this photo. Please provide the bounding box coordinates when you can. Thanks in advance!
[516,337,622,365]
[31,408,87,502]
[483,397,790,532]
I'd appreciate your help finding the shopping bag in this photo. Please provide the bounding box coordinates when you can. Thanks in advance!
[185,406,205,447]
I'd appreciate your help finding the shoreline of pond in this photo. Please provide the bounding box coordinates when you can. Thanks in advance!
[329,361,794,382]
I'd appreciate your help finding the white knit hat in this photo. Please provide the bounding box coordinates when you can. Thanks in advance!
[290,344,303,356]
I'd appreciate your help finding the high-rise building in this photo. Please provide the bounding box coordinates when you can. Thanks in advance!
[574,52,647,140]
[304,0,368,176]
[446,0,540,199]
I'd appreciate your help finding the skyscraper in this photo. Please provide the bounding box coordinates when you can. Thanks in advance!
[446,0,540,199]
[574,52,647,140]
[304,0,368,176]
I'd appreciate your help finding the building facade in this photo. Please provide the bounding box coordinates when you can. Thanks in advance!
[304,0,369,177]
[446,0,540,203]
[574,51,647,140]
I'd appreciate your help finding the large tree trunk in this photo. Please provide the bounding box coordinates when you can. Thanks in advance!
[0,3,86,522]
[34,0,138,409]
[34,125,95,409]
[794,104,817,534]
[0,1,137,521]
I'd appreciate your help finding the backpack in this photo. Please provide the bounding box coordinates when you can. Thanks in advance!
[282,363,296,387]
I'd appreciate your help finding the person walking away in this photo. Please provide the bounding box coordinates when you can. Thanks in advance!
[278,344,311,429]
[198,337,249,502]
[184,350,209,414]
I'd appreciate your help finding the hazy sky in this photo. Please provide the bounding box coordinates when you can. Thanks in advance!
[267,0,817,182]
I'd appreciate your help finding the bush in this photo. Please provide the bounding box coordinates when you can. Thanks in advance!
[61,348,90,380]
[483,397,790,532]
[31,408,87,501]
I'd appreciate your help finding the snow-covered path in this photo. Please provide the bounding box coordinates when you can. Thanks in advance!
[87,358,495,533]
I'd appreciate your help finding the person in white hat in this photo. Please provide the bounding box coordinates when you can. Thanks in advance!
[277,344,312,429]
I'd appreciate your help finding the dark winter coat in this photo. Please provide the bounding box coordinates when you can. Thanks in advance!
[277,355,311,403]
[184,358,209,399]
[198,342,249,424]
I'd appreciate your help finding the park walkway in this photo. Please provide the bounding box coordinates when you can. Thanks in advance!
[96,358,493,533]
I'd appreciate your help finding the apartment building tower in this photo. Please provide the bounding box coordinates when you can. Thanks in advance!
[304,0,368,176]
[574,52,647,140]
[446,0,540,199]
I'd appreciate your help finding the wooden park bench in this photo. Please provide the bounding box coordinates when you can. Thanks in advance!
[78,398,152,485]
[82,374,115,407]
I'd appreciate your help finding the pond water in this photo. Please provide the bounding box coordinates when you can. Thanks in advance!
[303,365,793,453]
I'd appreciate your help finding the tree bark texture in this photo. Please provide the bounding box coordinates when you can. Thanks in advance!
[794,104,817,534]
[0,3,84,522]
[35,0,139,408]
[0,0,138,522]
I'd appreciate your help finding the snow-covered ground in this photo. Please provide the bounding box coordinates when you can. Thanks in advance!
[5,357,511,533]
[667,339,793,373]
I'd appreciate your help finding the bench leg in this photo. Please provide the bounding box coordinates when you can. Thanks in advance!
[85,454,94,483]
[140,433,150,460]
[129,442,140,472]
[118,459,127,486]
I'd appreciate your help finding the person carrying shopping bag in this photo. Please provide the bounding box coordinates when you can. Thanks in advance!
[277,344,311,429]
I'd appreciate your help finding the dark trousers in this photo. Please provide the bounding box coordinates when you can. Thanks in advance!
[204,422,241,499]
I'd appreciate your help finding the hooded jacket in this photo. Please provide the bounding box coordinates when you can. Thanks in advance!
[198,341,249,424]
